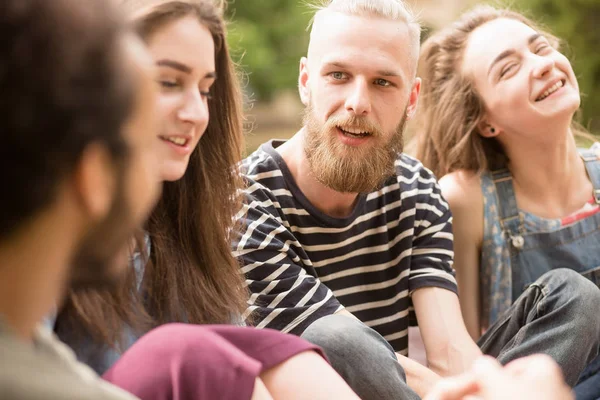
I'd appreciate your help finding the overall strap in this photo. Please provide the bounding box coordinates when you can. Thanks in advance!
[579,145,600,204]
[490,167,525,249]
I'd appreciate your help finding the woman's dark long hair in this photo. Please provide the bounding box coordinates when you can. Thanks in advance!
[56,0,248,349]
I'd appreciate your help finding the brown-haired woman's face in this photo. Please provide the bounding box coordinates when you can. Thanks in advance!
[147,15,215,182]
[462,18,580,139]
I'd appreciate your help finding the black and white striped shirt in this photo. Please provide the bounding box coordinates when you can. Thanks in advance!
[234,140,457,354]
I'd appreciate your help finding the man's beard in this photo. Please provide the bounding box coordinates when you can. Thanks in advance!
[69,172,140,291]
[303,103,407,194]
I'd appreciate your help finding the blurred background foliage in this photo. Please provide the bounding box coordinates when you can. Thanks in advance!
[225,0,312,102]
[225,0,600,152]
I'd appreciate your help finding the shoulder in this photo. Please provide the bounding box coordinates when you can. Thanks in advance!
[236,147,292,236]
[393,154,451,219]
[396,153,437,182]
[241,144,286,196]
[0,328,135,400]
[241,144,281,179]
[439,170,484,242]
[395,153,442,199]
[438,169,483,213]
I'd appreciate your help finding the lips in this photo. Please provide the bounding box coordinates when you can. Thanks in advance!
[535,79,565,102]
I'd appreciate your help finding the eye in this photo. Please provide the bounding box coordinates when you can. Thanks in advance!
[158,80,179,89]
[499,64,516,78]
[200,90,213,100]
[535,44,550,54]
[374,78,391,87]
[329,71,347,80]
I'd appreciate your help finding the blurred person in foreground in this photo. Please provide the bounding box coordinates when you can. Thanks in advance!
[0,0,160,397]
[425,355,573,400]
[0,0,360,398]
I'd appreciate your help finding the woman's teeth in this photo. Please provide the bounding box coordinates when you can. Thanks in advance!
[536,80,564,101]
[164,137,186,146]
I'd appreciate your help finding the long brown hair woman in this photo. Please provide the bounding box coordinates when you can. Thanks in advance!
[54,0,248,373]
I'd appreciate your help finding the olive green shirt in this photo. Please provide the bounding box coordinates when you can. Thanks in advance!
[0,319,138,400]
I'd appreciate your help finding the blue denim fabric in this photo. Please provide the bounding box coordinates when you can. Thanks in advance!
[484,147,600,399]
[477,269,600,387]
[301,272,600,400]
[301,314,420,400]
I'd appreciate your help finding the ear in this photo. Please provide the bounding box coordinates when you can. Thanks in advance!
[72,143,116,221]
[405,78,421,120]
[298,57,310,106]
[477,118,500,138]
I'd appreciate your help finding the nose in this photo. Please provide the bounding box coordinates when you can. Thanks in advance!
[177,89,209,127]
[531,54,555,79]
[344,78,372,116]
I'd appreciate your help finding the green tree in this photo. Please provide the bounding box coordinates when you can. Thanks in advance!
[516,0,600,132]
[226,0,313,101]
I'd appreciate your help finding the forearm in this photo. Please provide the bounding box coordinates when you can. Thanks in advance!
[412,287,484,378]
[427,338,483,377]
[396,352,441,398]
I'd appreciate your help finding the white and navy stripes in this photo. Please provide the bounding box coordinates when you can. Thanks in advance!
[234,140,457,355]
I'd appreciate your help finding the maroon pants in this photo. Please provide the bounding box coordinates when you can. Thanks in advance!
[102,324,324,400]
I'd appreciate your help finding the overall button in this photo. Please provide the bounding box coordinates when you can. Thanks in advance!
[511,235,525,249]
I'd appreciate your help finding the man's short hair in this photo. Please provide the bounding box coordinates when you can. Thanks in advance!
[0,0,135,238]
[308,0,421,73]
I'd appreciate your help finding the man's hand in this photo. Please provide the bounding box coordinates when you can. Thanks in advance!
[424,355,574,400]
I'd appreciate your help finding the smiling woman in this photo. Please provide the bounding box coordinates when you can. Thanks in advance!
[55,0,248,374]
[135,0,249,330]
[410,5,600,398]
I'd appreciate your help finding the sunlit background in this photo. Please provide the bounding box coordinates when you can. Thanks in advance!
[224,0,600,154]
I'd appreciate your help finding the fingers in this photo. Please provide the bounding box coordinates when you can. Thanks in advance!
[470,356,515,398]
[472,356,504,377]
[472,355,574,400]
[425,355,573,400]
[424,373,480,400]
[504,354,562,379]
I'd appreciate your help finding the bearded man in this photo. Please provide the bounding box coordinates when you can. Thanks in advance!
[234,1,600,400]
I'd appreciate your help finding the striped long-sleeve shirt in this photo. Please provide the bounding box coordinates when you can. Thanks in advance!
[234,140,457,355]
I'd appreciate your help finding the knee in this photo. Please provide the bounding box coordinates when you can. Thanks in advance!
[300,315,414,400]
[106,324,254,398]
[302,315,369,353]
[301,315,356,348]
[134,324,254,374]
[574,278,600,340]
[549,269,600,307]
[542,269,600,336]
[136,323,224,357]
[301,314,396,362]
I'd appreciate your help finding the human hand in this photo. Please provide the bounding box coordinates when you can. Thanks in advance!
[424,355,574,400]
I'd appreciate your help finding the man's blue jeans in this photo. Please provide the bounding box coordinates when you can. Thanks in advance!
[575,354,600,400]
[301,269,600,400]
